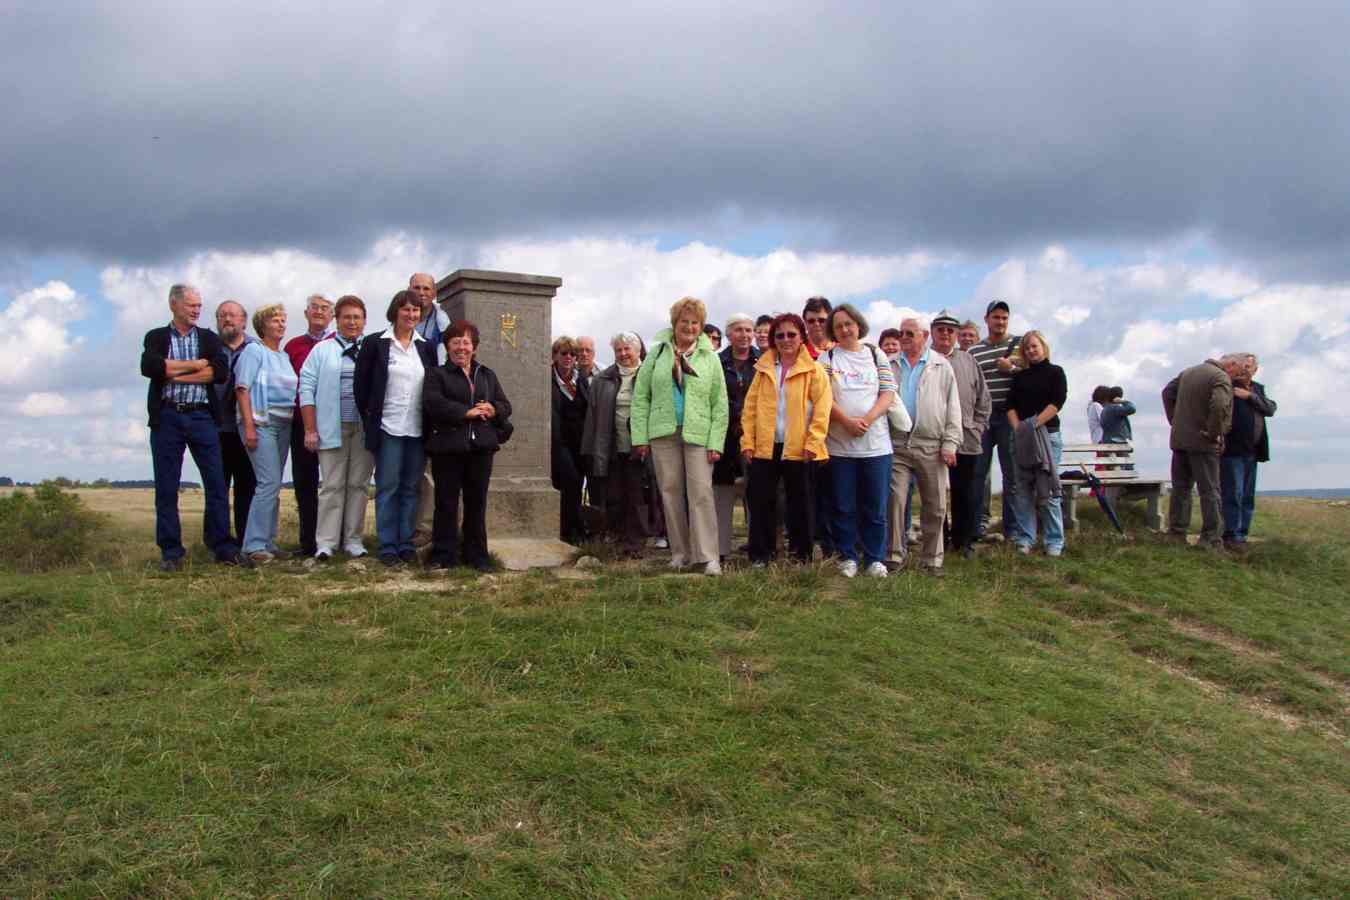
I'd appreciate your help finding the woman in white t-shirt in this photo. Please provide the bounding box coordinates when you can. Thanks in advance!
[821,303,897,578]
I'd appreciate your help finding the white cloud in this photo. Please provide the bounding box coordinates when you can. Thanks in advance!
[479,238,939,348]
[0,281,85,388]
[3,237,1348,491]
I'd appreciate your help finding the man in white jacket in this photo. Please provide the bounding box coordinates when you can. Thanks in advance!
[887,317,962,575]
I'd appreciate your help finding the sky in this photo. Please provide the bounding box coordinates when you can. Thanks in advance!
[3,1,1348,489]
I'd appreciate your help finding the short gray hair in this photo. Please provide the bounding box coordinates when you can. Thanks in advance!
[168,283,199,304]
[610,331,642,353]
[724,312,754,331]
[1218,353,1248,369]
[306,293,332,310]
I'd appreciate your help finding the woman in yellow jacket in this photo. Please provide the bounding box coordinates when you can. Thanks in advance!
[740,313,833,565]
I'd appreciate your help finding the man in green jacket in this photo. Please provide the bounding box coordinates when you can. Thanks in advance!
[1161,354,1246,547]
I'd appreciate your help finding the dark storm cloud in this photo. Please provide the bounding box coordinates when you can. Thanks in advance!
[4,1,1350,275]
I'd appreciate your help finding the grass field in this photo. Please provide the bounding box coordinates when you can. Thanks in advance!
[1,489,1347,897]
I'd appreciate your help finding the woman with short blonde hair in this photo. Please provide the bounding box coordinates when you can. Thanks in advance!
[235,302,296,564]
[631,297,730,575]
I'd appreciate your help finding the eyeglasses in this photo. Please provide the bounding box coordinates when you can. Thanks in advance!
[803,316,828,324]
[774,332,801,340]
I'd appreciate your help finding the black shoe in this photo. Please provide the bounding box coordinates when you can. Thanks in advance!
[314,551,331,563]
[960,545,976,560]
[216,551,242,567]
[426,558,453,571]
[159,558,183,572]
[380,553,400,568]
[398,549,418,564]
[472,559,495,573]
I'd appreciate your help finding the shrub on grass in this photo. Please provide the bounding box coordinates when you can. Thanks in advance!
[0,482,108,572]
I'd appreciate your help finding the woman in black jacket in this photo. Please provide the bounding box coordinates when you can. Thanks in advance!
[422,320,512,571]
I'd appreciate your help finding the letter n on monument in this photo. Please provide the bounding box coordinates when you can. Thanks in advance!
[436,269,562,538]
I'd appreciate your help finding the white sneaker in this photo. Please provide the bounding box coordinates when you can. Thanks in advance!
[1046,547,1063,558]
[654,537,670,549]
[703,560,722,577]
[839,559,858,578]
[344,544,367,558]
[864,561,889,578]
[668,558,687,571]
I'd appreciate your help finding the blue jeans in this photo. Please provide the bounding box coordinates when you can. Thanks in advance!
[1220,455,1258,542]
[375,433,425,557]
[976,410,1017,536]
[150,406,236,561]
[829,454,891,566]
[1012,430,1064,553]
[242,419,292,555]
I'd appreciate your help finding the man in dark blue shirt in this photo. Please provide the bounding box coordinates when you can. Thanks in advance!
[139,284,240,570]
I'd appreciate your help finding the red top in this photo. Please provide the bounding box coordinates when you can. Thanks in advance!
[283,333,329,406]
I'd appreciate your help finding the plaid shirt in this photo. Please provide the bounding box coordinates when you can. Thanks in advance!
[162,323,210,406]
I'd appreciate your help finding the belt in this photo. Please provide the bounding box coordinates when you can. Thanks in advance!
[163,401,210,413]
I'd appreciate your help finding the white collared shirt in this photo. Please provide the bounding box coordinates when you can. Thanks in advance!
[380,328,427,438]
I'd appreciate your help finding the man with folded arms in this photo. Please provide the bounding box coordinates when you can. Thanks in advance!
[140,284,239,570]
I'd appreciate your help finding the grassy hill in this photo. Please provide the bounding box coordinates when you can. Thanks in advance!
[1,490,1346,897]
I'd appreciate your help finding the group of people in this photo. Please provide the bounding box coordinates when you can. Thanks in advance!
[551,296,1081,578]
[143,277,1274,577]
[142,277,510,571]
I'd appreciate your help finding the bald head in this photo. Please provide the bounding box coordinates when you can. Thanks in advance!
[409,273,436,311]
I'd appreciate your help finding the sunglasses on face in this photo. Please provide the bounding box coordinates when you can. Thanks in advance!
[557,350,576,356]
[774,332,801,340]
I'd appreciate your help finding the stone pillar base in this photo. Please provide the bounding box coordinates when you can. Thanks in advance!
[486,475,560,540]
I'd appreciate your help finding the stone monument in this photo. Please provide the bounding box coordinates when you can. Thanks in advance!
[435,269,562,539]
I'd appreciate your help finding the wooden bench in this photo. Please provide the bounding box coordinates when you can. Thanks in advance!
[1057,443,1167,532]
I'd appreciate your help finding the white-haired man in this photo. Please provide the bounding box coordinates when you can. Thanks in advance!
[887,316,962,575]
[283,293,334,557]
[1220,353,1276,553]
[141,284,239,570]
[714,313,759,559]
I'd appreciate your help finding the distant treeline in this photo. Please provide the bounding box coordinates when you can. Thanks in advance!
[1,477,204,490]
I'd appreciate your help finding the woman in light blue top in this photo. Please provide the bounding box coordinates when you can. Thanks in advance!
[235,302,298,563]
[299,295,374,560]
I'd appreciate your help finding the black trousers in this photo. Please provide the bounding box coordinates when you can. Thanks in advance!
[219,430,257,546]
[430,452,494,567]
[601,454,653,550]
[289,421,320,554]
[748,445,814,563]
[949,452,982,550]
[556,445,585,544]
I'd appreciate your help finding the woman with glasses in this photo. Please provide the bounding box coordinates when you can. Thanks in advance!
[551,336,590,544]
[740,313,832,565]
[298,295,373,560]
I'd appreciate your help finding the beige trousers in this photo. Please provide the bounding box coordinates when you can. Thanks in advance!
[316,421,375,554]
[650,430,718,566]
[888,445,949,567]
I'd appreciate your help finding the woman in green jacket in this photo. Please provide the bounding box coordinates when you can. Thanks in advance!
[631,296,730,576]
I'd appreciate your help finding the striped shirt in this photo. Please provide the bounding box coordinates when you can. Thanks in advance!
[969,335,1021,413]
[162,324,210,406]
